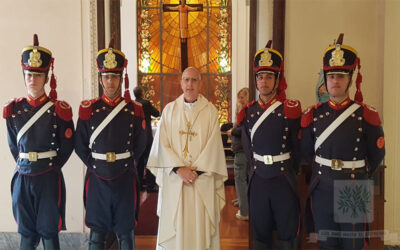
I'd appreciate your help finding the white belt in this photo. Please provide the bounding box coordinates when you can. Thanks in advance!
[253,152,290,165]
[92,152,132,162]
[315,156,365,171]
[19,150,57,162]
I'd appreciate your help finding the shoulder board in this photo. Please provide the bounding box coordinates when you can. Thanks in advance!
[55,100,73,121]
[91,97,101,104]
[360,103,381,126]
[247,100,256,108]
[3,98,16,119]
[283,99,302,119]
[237,101,255,126]
[133,101,145,118]
[16,97,25,103]
[79,99,93,120]
[301,103,323,128]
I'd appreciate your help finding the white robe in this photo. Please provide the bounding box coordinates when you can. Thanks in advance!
[147,94,227,250]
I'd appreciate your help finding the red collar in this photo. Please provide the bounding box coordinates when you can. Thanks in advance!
[328,97,351,110]
[27,93,48,107]
[102,94,122,106]
[257,95,278,110]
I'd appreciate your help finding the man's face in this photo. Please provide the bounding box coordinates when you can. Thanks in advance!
[24,71,47,97]
[326,73,351,99]
[256,72,277,96]
[181,68,201,102]
[101,73,122,99]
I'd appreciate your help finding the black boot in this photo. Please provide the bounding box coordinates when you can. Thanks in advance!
[252,239,273,250]
[278,240,292,250]
[42,235,60,250]
[117,231,134,250]
[89,230,106,250]
[20,235,40,250]
[291,236,300,250]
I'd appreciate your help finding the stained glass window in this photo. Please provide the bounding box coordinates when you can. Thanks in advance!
[137,0,232,124]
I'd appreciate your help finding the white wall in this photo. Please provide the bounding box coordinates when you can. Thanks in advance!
[383,0,400,245]
[0,0,91,232]
[231,0,250,120]
[256,0,273,51]
[121,0,138,93]
[285,0,384,114]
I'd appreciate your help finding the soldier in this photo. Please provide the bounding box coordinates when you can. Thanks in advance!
[301,34,385,249]
[75,39,146,250]
[238,41,302,249]
[3,34,74,249]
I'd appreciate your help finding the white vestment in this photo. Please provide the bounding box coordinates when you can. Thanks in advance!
[147,94,227,250]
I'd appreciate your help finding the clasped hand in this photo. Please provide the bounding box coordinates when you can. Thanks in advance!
[176,167,198,185]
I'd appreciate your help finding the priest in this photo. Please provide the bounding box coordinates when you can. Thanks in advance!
[147,67,228,250]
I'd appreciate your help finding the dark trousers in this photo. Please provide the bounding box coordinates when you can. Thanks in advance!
[249,173,300,245]
[12,169,65,239]
[312,179,366,249]
[84,170,137,235]
[137,142,155,188]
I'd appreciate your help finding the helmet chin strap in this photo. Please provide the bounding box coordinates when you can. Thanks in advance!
[259,77,279,98]
[100,80,122,99]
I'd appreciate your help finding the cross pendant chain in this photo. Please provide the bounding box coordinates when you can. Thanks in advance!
[179,121,198,158]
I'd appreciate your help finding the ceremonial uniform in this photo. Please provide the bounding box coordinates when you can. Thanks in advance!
[239,44,302,249]
[75,39,146,250]
[301,35,385,249]
[3,34,74,249]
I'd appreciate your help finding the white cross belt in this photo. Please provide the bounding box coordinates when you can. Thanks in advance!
[315,156,365,171]
[253,152,290,165]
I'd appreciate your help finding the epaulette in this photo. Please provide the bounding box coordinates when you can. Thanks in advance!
[283,99,302,119]
[132,101,146,130]
[237,100,255,126]
[54,100,73,121]
[301,103,323,128]
[79,97,99,120]
[360,103,381,126]
[133,101,145,119]
[3,98,16,119]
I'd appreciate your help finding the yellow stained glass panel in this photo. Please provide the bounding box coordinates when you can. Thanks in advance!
[137,0,232,123]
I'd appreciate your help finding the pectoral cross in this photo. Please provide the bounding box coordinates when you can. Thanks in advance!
[163,0,203,71]
[179,121,198,158]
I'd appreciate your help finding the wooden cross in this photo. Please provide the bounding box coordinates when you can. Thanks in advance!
[179,121,198,158]
[163,0,203,71]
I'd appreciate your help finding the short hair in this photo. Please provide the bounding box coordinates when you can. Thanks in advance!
[133,86,144,99]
